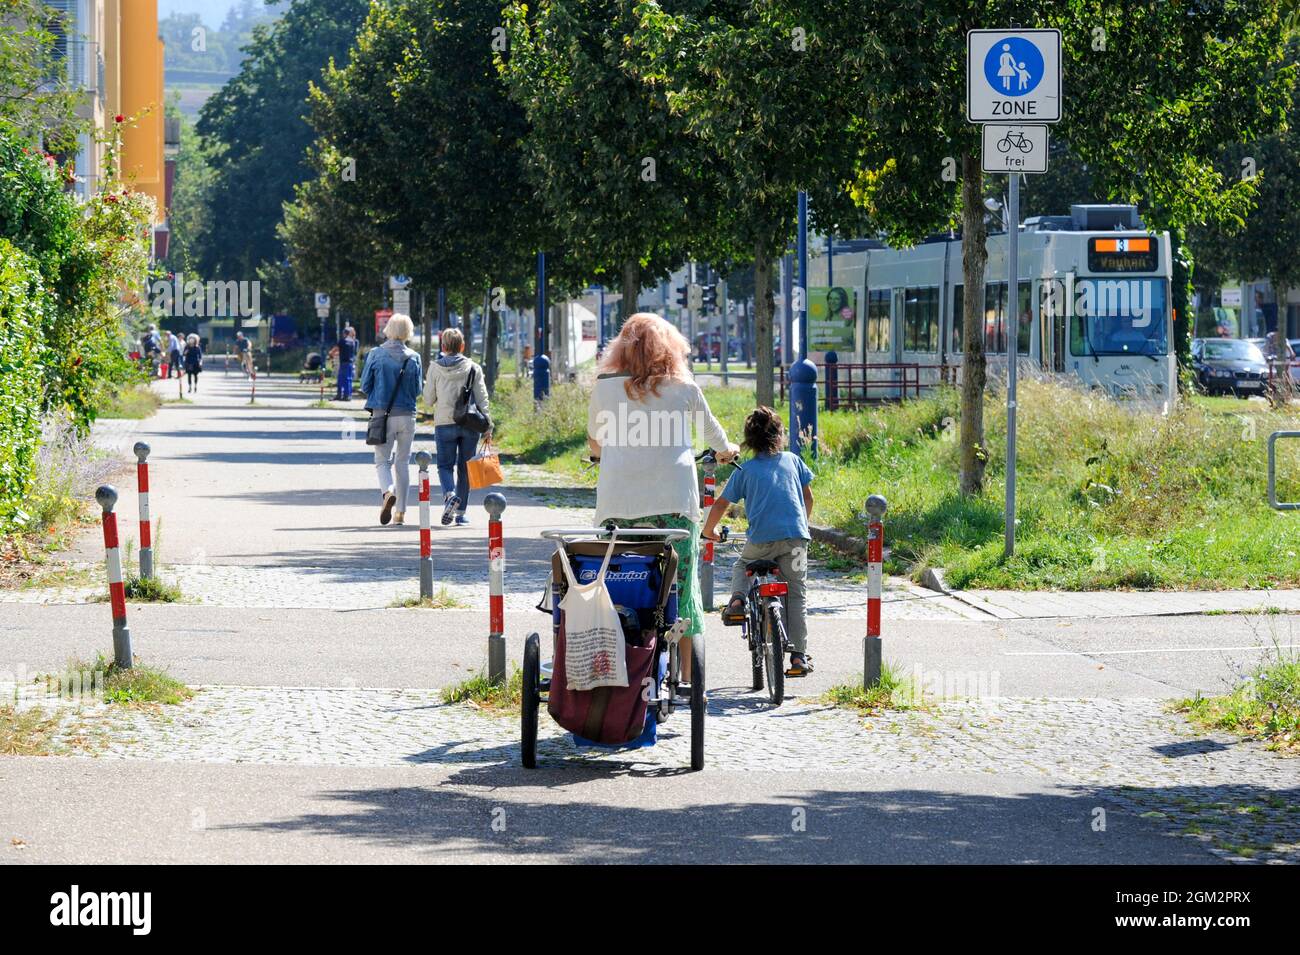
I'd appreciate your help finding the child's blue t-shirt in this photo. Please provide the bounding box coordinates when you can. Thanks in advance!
[720,451,813,543]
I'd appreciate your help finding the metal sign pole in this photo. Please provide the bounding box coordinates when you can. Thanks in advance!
[1005,171,1019,558]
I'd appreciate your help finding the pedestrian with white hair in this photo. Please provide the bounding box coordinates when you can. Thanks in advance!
[360,313,424,525]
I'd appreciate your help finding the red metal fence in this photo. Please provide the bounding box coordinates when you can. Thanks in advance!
[778,362,957,408]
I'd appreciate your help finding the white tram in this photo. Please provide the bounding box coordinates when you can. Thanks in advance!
[805,204,1178,407]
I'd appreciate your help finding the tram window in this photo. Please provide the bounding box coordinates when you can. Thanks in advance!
[1016,281,1032,355]
[951,286,964,353]
[985,282,1007,353]
[867,289,891,352]
[904,286,939,352]
[984,281,1031,354]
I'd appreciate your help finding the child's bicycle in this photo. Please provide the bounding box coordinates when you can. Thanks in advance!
[714,526,789,706]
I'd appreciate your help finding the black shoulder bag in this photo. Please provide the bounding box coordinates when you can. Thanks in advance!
[366,355,410,446]
[453,365,492,434]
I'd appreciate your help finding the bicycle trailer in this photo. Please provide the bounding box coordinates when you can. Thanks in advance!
[521,527,706,770]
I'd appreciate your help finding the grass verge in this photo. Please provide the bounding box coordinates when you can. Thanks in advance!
[440,668,522,714]
[98,383,162,419]
[391,586,469,609]
[823,662,928,715]
[123,574,183,602]
[56,653,193,706]
[494,372,1300,590]
[1175,655,1299,752]
[0,704,64,756]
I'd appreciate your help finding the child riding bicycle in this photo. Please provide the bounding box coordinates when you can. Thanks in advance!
[701,406,815,675]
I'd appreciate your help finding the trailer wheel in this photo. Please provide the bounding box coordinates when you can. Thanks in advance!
[522,632,540,769]
[690,638,705,771]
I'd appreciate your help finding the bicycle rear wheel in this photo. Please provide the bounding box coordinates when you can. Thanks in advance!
[763,606,785,706]
[748,605,764,691]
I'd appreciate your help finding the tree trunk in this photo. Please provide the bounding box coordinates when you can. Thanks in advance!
[959,153,989,496]
[484,287,500,393]
[620,259,641,330]
[754,240,775,407]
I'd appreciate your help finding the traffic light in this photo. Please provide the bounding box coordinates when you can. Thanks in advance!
[687,283,703,311]
[701,283,717,312]
[676,285,689,308]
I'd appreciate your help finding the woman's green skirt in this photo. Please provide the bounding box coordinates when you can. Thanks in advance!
[604,514,704,638]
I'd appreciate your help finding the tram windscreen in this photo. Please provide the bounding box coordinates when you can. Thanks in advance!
[1070,278,1168,357]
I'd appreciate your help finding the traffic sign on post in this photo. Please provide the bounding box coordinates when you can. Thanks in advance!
[969,28,1061,562]
[981,123,1049,173]
[967,29,1061,124]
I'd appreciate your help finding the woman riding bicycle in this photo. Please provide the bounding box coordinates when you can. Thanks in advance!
[586,313,738,678]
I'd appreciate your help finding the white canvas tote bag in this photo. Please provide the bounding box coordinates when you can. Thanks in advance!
[556,537,629,691]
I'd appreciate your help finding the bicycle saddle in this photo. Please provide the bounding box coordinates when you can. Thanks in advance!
[745,559,781,574]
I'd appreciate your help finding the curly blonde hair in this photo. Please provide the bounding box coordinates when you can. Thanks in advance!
[598,312,691,401]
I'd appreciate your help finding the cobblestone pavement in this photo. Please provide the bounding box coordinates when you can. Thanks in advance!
[14,683,1296,864]
[0,558,965,618]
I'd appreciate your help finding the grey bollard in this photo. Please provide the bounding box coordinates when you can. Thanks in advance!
[863,493,888,688]
[96,485,134,670]
[699,454,718,610]
[415,451,433,599]
[484,493,507,685]
[132,442,153,580]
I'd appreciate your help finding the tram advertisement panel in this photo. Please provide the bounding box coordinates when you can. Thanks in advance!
[808,286,857,350]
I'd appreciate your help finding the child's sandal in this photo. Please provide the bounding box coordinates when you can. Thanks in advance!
[721,594,746,626]
[786,653,814,677]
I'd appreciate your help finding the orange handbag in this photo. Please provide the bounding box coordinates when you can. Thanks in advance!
[467,446,504,489]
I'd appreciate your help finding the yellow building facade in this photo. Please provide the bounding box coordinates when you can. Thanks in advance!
[50,0,166,229]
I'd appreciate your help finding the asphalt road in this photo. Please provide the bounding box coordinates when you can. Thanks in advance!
[0,758,1215,865]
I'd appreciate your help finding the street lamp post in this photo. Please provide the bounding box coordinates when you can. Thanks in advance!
[789,190,818,457]
[533,251,550,400]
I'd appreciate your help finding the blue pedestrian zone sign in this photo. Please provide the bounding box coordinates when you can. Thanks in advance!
[967,29,1061,124]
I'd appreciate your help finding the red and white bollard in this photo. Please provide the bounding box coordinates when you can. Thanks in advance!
[249,364,256,404]
[132,442,153,579]
[415,451,433,598]
[864,494,888,688]
[96,485,134,669]
[700,454,717,609]
[484,492,507,685]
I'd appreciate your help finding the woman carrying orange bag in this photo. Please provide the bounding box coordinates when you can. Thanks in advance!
[422,327,491,526]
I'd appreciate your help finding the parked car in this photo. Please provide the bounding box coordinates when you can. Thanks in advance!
[1191,338,1269,396]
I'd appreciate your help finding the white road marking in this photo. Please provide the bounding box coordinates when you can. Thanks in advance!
[1003,644,1300,656]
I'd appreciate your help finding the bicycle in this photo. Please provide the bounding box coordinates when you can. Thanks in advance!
[996,130,1034,154]
[713,526,788,705]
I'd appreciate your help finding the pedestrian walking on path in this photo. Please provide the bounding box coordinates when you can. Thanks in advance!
[361,313,423,526]
[182,333,203,393]
[336,326,358,401]
[167,331,183,379]
[586,312,738,678]
[422,326,490,526]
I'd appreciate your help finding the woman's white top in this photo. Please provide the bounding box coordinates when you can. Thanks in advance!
[588,375,729,524]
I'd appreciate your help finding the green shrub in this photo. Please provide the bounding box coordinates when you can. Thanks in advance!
[0,120,151,431]
[0,238,47,529]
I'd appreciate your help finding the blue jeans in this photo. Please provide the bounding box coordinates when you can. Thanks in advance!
[337,361,354,399]
[434,424,479,511]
